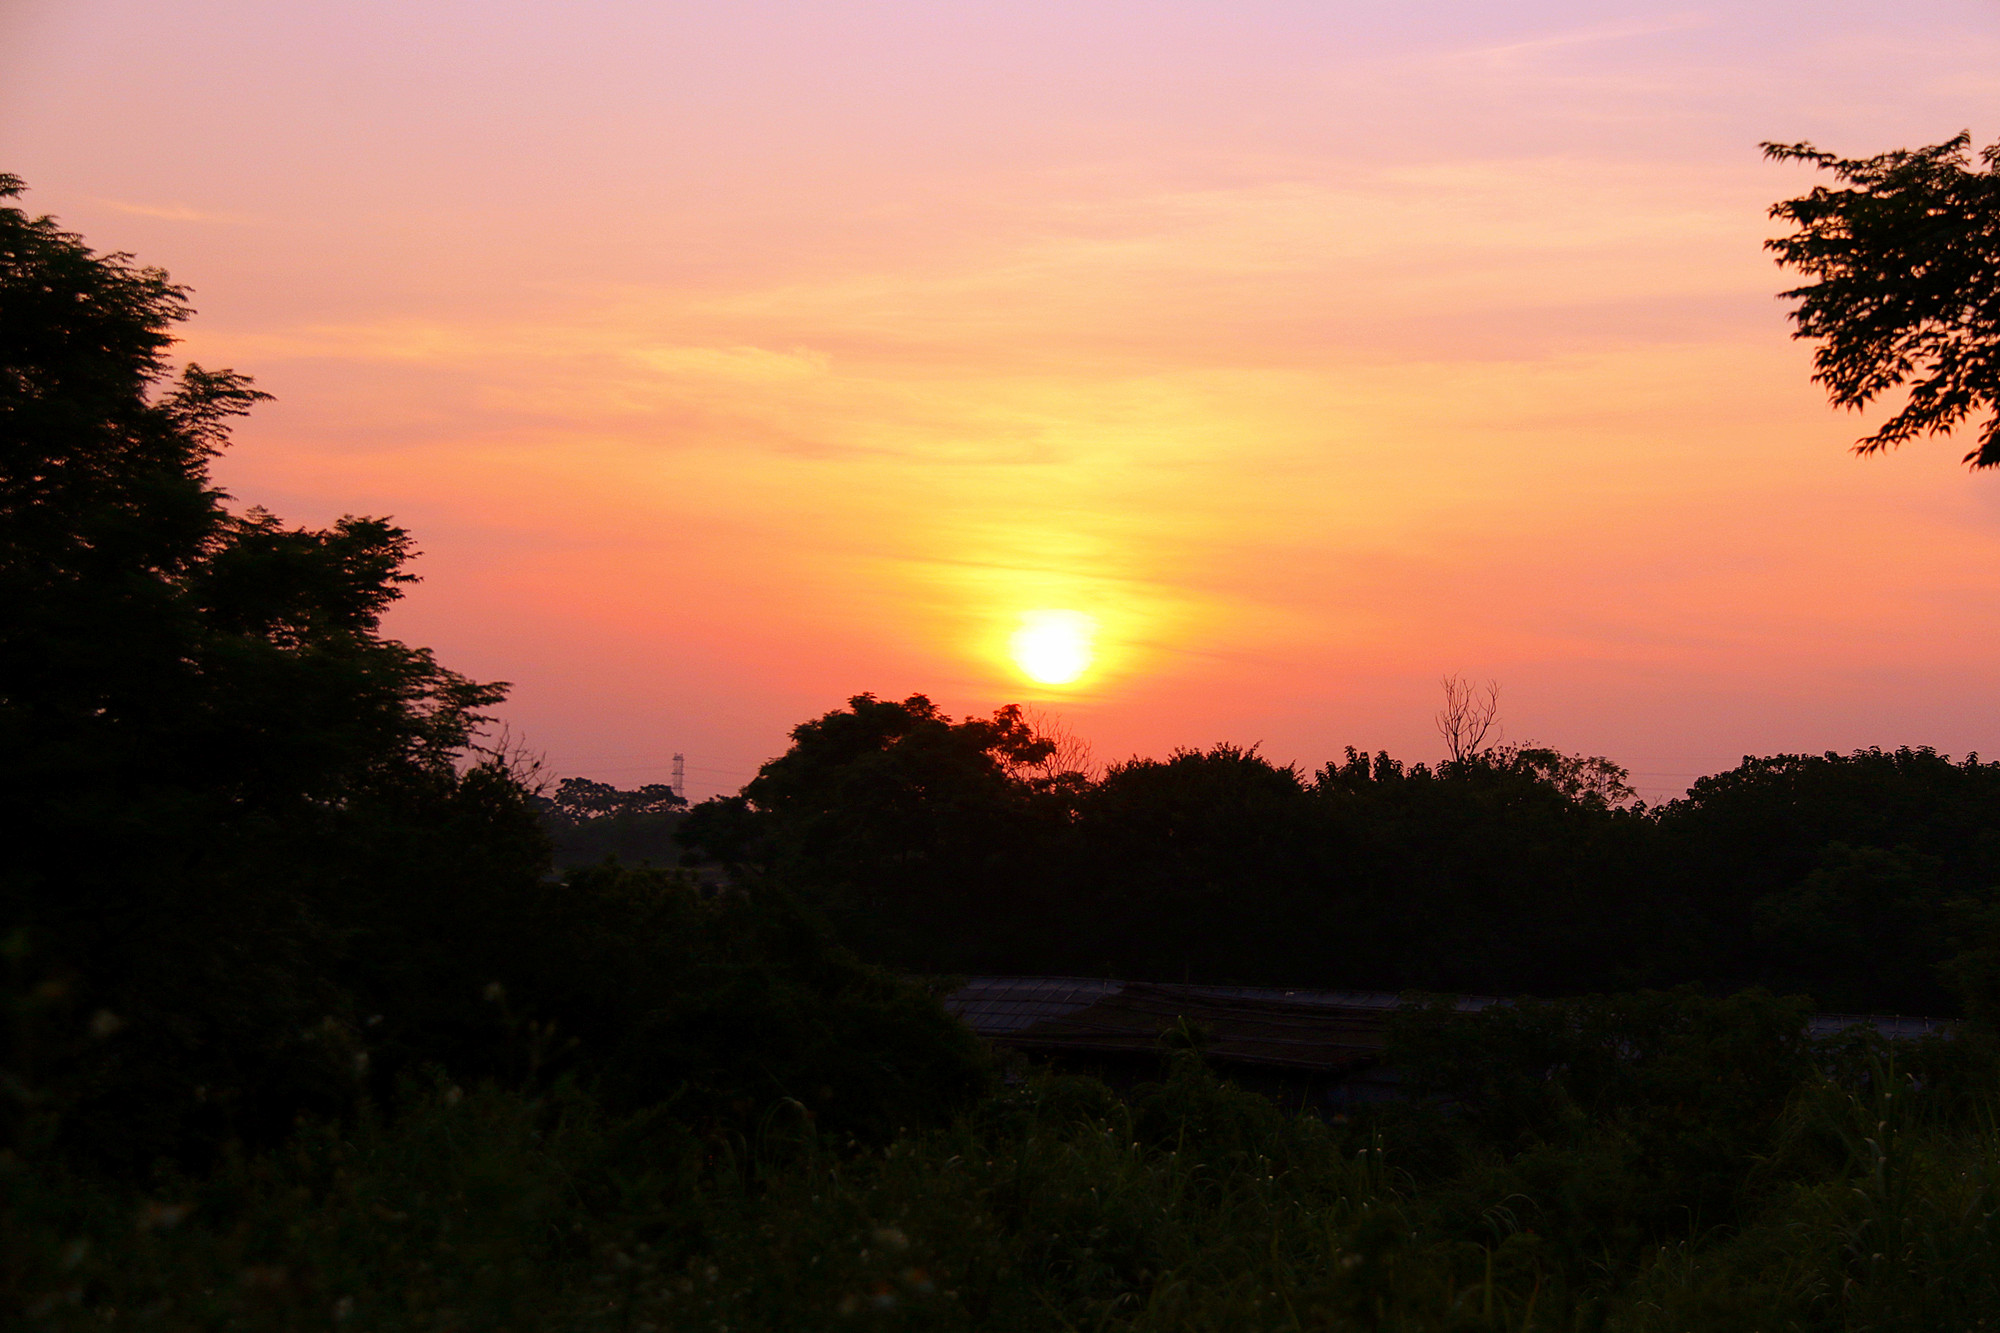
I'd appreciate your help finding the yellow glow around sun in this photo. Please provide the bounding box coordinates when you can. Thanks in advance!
[1010,610,1097,685]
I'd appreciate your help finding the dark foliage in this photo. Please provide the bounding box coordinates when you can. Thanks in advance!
[1765,134,2000,466]
[680,693,1075,967]
[701,691,2000,1017]
[0,178,988,1173]
[0,173,530,1166]
[495,863,991,1136]
[533,776,688,869]
[11,989,2000,1331]
[1657,747,2000,1012]
[1305,746,1663,993]
[1392,991,1818,1229]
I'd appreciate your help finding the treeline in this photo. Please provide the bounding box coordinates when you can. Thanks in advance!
[532,776,686,869]
[675,694,2000,1016]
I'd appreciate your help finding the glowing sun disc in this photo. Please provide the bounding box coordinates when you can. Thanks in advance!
[1010,610,1096,685]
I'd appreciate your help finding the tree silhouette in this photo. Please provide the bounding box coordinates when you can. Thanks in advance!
[0,173,504,829]
[1013,704,1097,786]
[1,174,534,1163]
[1765,135,2000,466]
[1435,674,1500,763]
[0,176,1003,1171]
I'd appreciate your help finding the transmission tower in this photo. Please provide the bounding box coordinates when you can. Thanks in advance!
[671,753,685,800]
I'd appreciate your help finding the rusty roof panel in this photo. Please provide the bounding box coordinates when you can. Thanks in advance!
[946,977,1123,1033]
[992,982,1390,1073]
[945,978,1954,1069]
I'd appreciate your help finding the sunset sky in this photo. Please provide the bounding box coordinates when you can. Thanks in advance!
[5,0,1998,800]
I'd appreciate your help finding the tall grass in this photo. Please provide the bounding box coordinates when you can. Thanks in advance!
[8,1029,2000,1330]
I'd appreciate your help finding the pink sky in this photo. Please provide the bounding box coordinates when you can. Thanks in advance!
[6,0,1999,800]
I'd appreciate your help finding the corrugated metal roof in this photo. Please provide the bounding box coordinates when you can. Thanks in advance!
[947,977,1124,1034]
[1174,984,1499,1013]
[1807,1013,1952,1039]
[997,982,1388,1072]
[944,977,1954,1069]
[945,976,1493,1032]
[946,977,1395,1073]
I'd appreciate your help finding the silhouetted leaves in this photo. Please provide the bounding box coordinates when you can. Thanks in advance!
[1766,135,2000,466]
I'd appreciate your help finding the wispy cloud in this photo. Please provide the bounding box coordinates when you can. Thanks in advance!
[97,198,255,224]
[1442,12,1714,67]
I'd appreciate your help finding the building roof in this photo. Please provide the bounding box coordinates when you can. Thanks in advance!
[947,976,1428,1073]
[944,976,1953,1074]
[990,982,1388,1071]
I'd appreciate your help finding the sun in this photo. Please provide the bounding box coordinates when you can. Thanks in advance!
[1009,610,1097,686]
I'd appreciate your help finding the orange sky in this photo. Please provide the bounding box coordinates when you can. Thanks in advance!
[6,1,2000,800]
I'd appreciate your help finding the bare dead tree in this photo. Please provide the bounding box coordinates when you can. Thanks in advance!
[1436,674,1501,763]
[470,721,552,796]
[1017,704,1097,783]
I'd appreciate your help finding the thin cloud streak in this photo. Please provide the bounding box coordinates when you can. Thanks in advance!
[95,198,256,224]
[1440,11,1715,67]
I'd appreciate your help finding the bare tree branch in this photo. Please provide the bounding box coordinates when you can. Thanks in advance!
[1436,674,1501,763]
[1015,704,1097,783]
